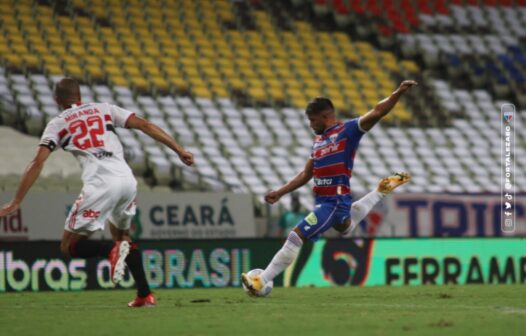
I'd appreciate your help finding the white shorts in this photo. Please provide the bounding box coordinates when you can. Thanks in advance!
[65,176,137,235]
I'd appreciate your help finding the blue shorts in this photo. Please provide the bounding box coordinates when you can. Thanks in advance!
[296,201,350,241]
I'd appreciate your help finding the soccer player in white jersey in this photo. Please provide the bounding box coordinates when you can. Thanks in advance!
[242,80,417,295]
[0,78,194,307]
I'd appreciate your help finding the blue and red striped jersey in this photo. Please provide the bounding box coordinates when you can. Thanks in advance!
[310,118,365,204]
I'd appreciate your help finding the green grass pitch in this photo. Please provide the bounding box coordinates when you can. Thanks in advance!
[1,285,525,336]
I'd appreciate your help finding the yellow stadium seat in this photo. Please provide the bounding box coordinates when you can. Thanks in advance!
[183,67,200,78]
[237,65,256,78]
[193,85,213,98]
[268,87,286,101]
[86,65,104,79]
[227,78,246,90]
[395,106,411,122]
[163,65,182,78]
[304,79,323,91]
[162,46,179,57]
[104,64,122,76]
[332,98,347,112]
[120,57,139,67]
[141,57,159,68]
[247,78,265,89]
[344,89,362,101]
[290,96,307,109]
[11,43,29,56]
[212,86,229,97]
[248,87,266,101]
[145,45,161,57]
[266,79,284,90]
[274,67,294,79]
[87,45,106,56]
[257,67,275,79]
[351,102,368,115]
[130,76,150,90]
[111,76,129,87]
[44,64,63,75]
[64,63,84,78]
[202,66,220,78]
[287,88,306,101]
[151,77,170,91]
[125,67,142,77]
[208,77,225,87]
[199,47,217,59]
[169,77,189,90]
[219,65,237,79]
[401,60,420,73]
[305,88,322,99]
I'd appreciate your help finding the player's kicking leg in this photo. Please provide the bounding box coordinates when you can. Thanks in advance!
[339,171,411,237]
[109,223,155,308]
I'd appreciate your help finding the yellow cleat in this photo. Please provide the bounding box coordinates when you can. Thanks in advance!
[241,273,264,296]
[377,172,411,195]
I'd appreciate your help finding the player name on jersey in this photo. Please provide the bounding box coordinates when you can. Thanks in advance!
[64,107,101,122]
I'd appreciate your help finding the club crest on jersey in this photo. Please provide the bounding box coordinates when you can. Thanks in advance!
[329,133,338,143]
[305,212,318,225]
[503,111,513,123]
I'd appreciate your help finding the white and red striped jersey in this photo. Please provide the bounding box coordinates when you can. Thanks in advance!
[39,102,135,183]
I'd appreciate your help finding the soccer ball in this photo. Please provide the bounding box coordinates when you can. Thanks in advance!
[242,268,273,297]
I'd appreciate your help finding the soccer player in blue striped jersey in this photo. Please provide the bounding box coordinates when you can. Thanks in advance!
[242,80,417,295]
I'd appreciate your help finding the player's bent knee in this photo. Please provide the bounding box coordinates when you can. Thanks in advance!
[109,222,131,242]
[333,218,351,233]
[292,227,307,243]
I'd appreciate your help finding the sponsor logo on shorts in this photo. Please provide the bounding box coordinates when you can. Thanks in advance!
[82,209,101,219]
[305,212,317,226]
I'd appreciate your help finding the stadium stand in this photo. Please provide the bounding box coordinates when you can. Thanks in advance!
[0,0,525,210]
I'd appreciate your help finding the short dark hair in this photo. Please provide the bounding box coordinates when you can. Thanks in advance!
[305,97,334,115]
[54,78,81,101]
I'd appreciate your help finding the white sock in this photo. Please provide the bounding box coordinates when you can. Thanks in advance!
[342,190,384,237]
[261,231,303,283]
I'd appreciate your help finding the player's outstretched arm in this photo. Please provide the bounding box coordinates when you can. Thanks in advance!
[126,115,194,166]
[359,80,417,132]
[265,159,313,204]
[0,146,51,217]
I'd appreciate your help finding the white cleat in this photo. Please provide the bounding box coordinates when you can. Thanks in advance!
[109,241,130,284]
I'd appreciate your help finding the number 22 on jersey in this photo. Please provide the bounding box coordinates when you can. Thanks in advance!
[69,115,105,150]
